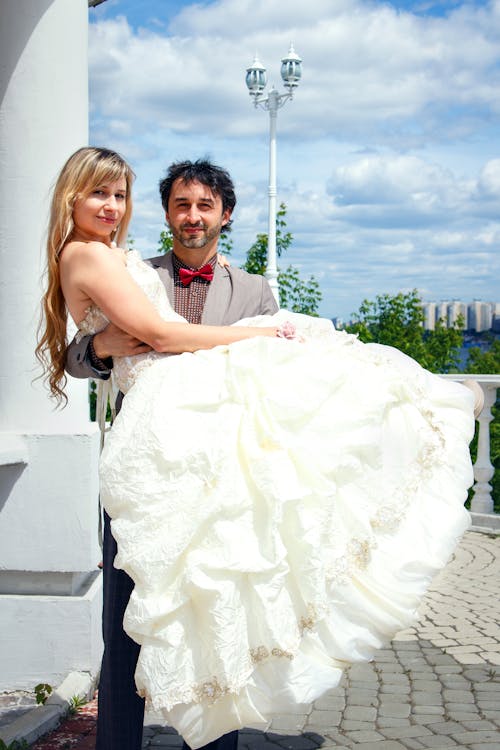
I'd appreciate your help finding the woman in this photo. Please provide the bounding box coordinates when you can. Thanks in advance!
[37,147,478,749]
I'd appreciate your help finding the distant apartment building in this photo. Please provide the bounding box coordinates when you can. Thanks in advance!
[468,300,493,332]
[436,301,449,326]
[422,302,437,330]
[492,303,500,333]
[447,301,468,329]
[422,299,498,332]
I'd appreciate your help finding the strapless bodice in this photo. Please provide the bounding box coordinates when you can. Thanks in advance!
[75,249,186,393]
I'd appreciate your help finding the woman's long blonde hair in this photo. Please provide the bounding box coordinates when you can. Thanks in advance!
[36,146,135,406]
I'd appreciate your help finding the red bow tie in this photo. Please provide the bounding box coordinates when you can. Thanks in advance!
[179,264,214,286]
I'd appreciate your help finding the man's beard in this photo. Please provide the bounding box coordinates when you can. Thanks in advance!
[170,222,222,250]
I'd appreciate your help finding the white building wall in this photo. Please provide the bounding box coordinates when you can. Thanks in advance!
[0,0,102,690]
[468,301,493,332]
[422,302,437,331]
[436,302,449,326]
[447,301,467,329]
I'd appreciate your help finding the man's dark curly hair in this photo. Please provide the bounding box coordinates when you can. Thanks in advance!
[159,159,236,232]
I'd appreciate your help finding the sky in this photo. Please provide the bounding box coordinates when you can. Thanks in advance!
[88,0,500,320]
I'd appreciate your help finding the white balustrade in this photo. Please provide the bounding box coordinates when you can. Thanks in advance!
[444,374,500,526]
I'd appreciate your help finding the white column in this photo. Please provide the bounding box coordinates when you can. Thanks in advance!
[0,0,90,432]
[0,0,102,690]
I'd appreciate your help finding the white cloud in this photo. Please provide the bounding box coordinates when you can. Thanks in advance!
[88,0,500,318]
[89,0,500,141]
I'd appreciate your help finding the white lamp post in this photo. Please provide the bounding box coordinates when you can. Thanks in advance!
[246,44,302,303]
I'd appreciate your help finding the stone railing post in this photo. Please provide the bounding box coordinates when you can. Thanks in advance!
[470,380,498,514]
[443,374,500,531]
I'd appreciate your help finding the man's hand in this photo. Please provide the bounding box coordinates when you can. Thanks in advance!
[93,323,153,359]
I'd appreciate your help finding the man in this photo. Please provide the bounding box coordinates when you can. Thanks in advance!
[66,159,278,750]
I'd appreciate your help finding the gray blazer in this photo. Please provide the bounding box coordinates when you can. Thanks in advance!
[65,251,279,380]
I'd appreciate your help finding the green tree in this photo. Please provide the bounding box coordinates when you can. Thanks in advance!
[466,339,500,375]
[242,203,322,316]
[423,316,464,373]
[158,228,173,255]
[346,290,463,373]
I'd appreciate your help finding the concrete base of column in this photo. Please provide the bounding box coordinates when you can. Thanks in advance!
[0,572,102,691]
[0,427,103,690]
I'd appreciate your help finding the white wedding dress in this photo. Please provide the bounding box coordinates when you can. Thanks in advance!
[78,251,474,748]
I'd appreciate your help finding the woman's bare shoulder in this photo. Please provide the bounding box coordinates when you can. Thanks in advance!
[60,241,126,269]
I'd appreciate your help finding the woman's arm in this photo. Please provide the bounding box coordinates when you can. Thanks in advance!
[61,243,277,353]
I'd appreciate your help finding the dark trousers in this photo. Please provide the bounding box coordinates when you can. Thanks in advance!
[96,512,238,750]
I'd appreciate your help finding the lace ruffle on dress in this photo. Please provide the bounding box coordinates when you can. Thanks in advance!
[78,250,474,749]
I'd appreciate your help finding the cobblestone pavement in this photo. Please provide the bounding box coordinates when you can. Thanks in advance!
[5,530,500,749]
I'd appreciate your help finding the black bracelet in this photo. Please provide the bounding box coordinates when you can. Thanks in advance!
[88,336,113,371]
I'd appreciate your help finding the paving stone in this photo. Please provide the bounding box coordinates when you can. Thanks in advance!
[474,681,500,691]
[380,726,433,739]
[379,684,411,694]
[421,721,464,735]
[347,665,379,681]
[433,666,463,675]
[447,700,480,711]
[442,689,475,703]
[347,680,380,691]
[379,673,410,686]
[451,652,486,664]
[447,710,481,721]
[425,657,461,669]
[415,714,451,725]
[480,709,500,720]
[401,740,426,750]
[305,711,341,729]
[312,695,346,711]
[374,650,400,662]
[376,718,412,728]
[412,705,445,715]
[377,665,406,675]
[343,730,385,743]
[460,720,498,730]
[410,680,441,691]
[379,693,410,704]
[378,703,411,718]
[343,706,377,722]
[451,730,500,744]
[341,721,375,731]
[345,689,378,706]
[418,735,459,747]
[476,696,500,707]
[393,641,421,650]
[439,676,471,689]
[429,639,458,648]
[323,731,355,747]
[411,692,445,706]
